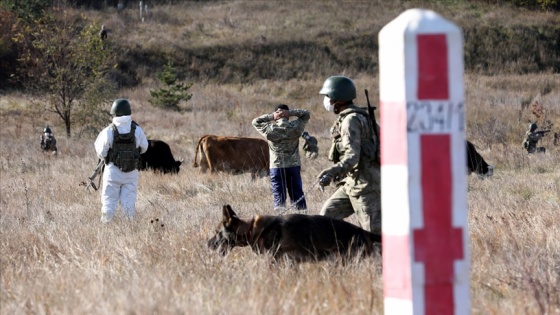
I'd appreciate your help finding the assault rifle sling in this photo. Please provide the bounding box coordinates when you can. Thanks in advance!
[364,89,380,160]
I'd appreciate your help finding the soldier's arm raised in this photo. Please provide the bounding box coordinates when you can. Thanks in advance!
[252,114,274,137]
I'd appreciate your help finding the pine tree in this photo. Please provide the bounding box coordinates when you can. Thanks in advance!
[149,61,193,112]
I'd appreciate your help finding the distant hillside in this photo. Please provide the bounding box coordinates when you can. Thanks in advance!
[105,1,560,87]
[116,25,560,86]
[2,0,559,90]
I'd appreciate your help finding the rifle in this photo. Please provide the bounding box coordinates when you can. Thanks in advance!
[86,159,105,191]
[364,89,380,159]
[535,130,551,136]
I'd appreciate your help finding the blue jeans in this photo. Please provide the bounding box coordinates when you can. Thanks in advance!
[270,166,306,210]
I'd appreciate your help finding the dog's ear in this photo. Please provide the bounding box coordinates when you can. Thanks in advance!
[223,205,238,223]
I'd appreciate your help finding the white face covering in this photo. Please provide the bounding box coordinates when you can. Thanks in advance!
[323,96,334,112]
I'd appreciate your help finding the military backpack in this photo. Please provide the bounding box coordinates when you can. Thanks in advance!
[106,123,141,172]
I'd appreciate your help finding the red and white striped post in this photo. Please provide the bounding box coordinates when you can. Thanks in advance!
[379,9,470,315]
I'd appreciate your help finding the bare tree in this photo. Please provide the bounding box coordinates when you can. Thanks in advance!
[16,7,116,137]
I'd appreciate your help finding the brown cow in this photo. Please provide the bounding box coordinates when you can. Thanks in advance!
[193,135,269,179]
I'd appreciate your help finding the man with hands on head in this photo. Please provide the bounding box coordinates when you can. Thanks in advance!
[253,104,310,211]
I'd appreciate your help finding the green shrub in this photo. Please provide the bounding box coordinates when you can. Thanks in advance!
[148,61,193,112]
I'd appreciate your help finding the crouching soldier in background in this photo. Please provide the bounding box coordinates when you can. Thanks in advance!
[522,123,549,154]
[301,131,319,159]
[95,99,148,223]
[40,125,58,154]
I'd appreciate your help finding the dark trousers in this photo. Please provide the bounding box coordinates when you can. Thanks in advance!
[270,166,306,210]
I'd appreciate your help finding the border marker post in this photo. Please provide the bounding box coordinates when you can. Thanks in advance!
[379,9,470,315]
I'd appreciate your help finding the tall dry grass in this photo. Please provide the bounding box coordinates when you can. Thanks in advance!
[2,1,560,314]
[1,72,559,315]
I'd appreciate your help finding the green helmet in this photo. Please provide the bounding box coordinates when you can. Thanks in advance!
[529,123,537,131]
[319,76,356,101]
[110,99,131,116]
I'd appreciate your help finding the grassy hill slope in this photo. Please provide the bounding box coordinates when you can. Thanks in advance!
[78,1,560,87]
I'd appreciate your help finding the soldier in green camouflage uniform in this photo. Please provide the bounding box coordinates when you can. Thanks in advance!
[253,104,310,210]
[317,76,381,233]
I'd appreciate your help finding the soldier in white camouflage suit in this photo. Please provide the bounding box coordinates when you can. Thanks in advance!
[317,76,381,233]
[95,99,148,223]
[253,104,310,210]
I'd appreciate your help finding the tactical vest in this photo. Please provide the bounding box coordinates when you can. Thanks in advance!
[329,108,379,165]
[106,123,140,172]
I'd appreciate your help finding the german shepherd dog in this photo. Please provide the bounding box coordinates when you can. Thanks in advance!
[207,205,382,262]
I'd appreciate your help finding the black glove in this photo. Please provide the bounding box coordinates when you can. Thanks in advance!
[318,170,334,187]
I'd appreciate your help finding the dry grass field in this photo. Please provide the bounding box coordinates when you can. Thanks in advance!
[1,1,560,315]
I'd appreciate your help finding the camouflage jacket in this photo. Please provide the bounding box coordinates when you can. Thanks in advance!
[326,104,380,196]
[252,109,310,168]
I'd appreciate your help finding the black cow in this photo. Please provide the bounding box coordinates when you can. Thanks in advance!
[466,140,493,178]
[140,140,182,174]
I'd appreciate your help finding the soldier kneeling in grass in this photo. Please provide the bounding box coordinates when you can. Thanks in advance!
[522,123,549,154]
[40,125,57,155]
